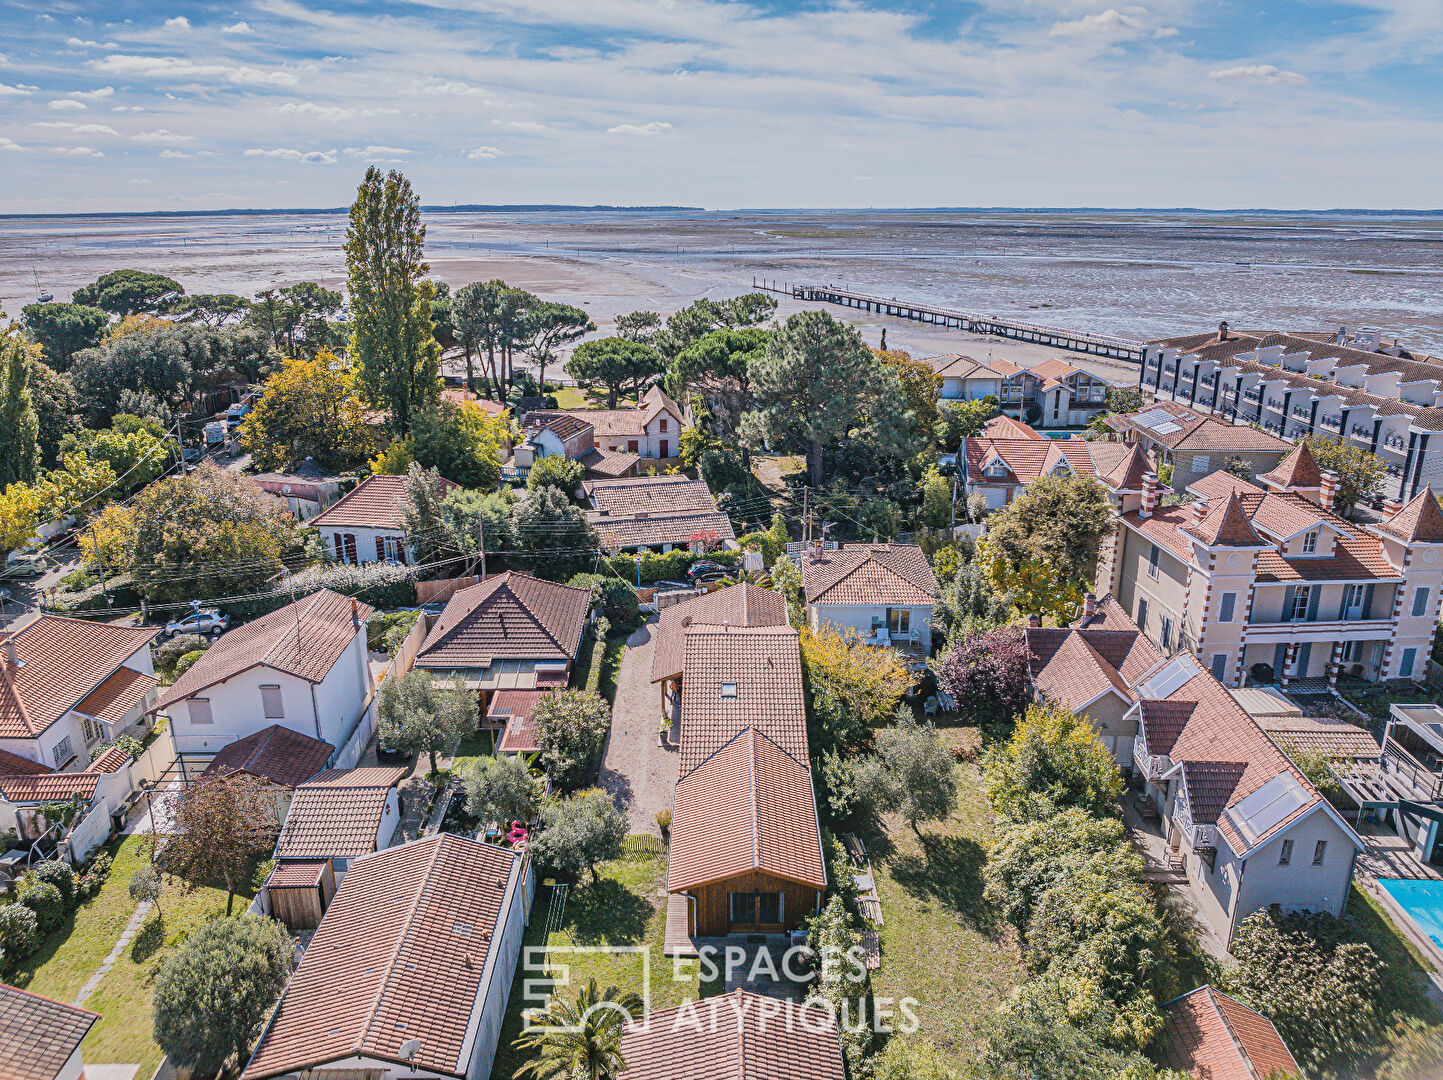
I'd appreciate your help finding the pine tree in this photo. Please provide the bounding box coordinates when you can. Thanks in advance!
[343,168,441,434]
[0,329,41,487]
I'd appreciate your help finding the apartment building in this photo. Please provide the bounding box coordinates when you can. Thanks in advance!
[931,353,1111,428]
[1094,441,1443,687]
[1141,323,1443,502]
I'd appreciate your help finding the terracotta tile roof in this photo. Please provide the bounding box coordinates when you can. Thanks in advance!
[275,768,404,858]
[668,727,825,892]
[0,616,158,739]
[618,990,845,1080]
[1138,700,1197,757]
[1254,534,1399,582]
[550,388,683,439]
[73,666,157,725]
[525,411,593,441]
[1182,494,1266,547]
[266,858,328,888]
[1028,630,1134,711]
[310,474,458,532]
[1030,357,1082,384]
[441,389,507,417]
[1240,492,1328,541]
[244,835,523,1080]
[678,625,807,777]
[585,475,717,516]
[962,437,1097,486]
[1258,442,1321,490]
[802,543,937,606]
[577,446,640,479]
[1259,716,1381,760]
[0,748,50,775]
[1375,486,1443,544]
[1121,504,1196,560]
[1097,443,1149,490]
[414,572,591,669]
[589,510,737,551]
[0,983,99,1080]
[1181,761,1250,825]
[154,590,372,712]
[1119,401,1290,454]
[1156,985,1299,1080]
[201,725,334,789]
[489,688,553,753]
[651,583,790,684]
[1187,471,1264,502]
[1070,594,1139,631]
[85,744,132,774]
[0,772,99,803]
[980,414,1043,440]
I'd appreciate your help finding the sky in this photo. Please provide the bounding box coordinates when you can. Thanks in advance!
[1,0,1441,213]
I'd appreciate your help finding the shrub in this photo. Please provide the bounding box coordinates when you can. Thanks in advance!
[981,702,1124,823]
[654,808,672,831]
[535,690,612,792]
[19,880,66,933]
[156,633,210,669]
[90,734,143,764]
[77,850,113,900]
[174,651,205,677]
[0,903,39,966]
[226,560,416,622]
[48,573,141,614]
[530,789,626,883]
[598,548,741,585]
[935,626,1032,731]
[31,860,77,906]
[567,573,639,622]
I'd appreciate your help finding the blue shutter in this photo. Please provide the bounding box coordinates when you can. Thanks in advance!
[1297,642,1312,677]
[1282,585,1296,621]
[1364,584,1375,619]
[1306,585,1321,621]
[1272,643,1287,676]
[1414,587,1431,618]
[1219,593,1236,623]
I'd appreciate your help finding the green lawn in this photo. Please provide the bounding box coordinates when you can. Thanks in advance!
[1349,882,1443,1032]
[861,760,1025,1072]
[13,833,259,1077]
[489,845,706,1080]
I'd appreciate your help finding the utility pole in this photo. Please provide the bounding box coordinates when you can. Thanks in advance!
[89,521,110,607]
[951,469,959,528]
[477,515,487,580]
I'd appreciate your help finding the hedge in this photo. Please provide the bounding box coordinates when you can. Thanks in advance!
[598,548,742,585]
[226,561,417,623]
[47,573,141,614]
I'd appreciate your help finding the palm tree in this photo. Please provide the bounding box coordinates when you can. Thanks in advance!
[512,979,644,1080]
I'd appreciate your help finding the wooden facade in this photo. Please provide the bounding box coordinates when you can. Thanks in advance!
[266,860,337,931]
[683,870,822,937]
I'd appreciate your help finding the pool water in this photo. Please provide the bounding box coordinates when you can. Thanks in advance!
[1377,878,1443,950]
[1041,430,1079,439]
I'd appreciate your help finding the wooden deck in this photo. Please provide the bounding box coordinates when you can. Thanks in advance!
[663,893,697,958]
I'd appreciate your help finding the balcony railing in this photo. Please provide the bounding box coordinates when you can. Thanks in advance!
[1292,405,1313,420]
[1319,414,1342,430]
[1178,388,1192,400]
[1266,398,1284,411]
[1383,434,1408,450]
[1382,737,1443,801]
[1133,735,1169,784]
[1243,388,1262,402]
[1146,357,1160,369]
[1164,364,1177,374]
[1172,798,1217,851]
[1201,374,1217,388]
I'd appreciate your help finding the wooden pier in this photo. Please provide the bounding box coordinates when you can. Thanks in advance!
[753,278,1146,363]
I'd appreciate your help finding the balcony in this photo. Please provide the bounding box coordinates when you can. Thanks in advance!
[1164,364,1177,374]
[1382,434,1409,451]
[1172,797,1217,851]
[1201,374,1217,388]
[1146,357,1160,369]
[1133,734,1170,784]
[1178,388,1192,400]
[1292,405,1313,420]
[1242,616,1392,642]
[1319,414,1343,430]
[1243,388,1262,403]
[1266,398,1285,411]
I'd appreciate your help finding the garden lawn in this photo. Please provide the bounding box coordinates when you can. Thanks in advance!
[863,760,1024,1073]
[13,833,259,1077]
[489,843,709,1079]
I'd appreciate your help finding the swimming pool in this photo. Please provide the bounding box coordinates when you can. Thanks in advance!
[1377,878,1443,950]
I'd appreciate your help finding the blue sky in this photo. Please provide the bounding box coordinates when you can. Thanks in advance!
[1,0,1440,212]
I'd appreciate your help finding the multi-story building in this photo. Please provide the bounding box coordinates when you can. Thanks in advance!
[1140,323,1443,502]
[1095,441,1443,687]
[1101,400,1292,493]
[931,353,1112,429]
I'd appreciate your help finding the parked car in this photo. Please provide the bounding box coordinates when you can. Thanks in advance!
[686,560,728,583]
[164,610,230,637]
[1,553,49,581]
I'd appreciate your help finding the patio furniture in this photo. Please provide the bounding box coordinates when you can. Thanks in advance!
[924,696,939,718]
[841,834,868,865]
[852,871,875,893]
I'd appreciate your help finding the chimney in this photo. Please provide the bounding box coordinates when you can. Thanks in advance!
[1082,592,1096,620]
[1217,320,1230,343]
[1140,472,1160,519]
[1027,614,1041,629]
[1190,496,1210,529]
[1384,496,1404,518]
[1319,469,1339,510]
[351,597,360,629]
[2,635,17,669]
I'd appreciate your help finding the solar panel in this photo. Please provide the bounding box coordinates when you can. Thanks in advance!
[1138,655,1201,700]
[1223,771,1311,848]
[1153,421,1182,435]
[1136,409,1175,430]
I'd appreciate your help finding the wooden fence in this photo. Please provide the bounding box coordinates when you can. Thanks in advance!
[334,612,431,770]
[416,576,480,606]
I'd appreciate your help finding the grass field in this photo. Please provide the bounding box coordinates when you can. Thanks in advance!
[862,760,1024,1072]
[12,833,259,1077]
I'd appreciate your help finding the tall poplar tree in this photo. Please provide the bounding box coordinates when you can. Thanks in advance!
[0,328,41,487]
[343,168,440,434]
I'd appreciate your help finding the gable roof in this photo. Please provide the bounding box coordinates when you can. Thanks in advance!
[678,625,807,777]
[1182,494,1267,547]
[1118,401,1290,453]
[154,590,371,712]
[1258,441,1322,491]
[651,583,789,684]
[1187,471,1265,502]
[74,666,157,726]
[1375,486,1443,544]
[243,835,522,1080]
[413,572,591,669]
[585,475,717,516]
[576,446,640,479]
[588,510,737,551]
[980,414,1043,440]
[526,411,592,441]
[1029,357,1082,385]
[0,616,158,739]
[668,727,825,892]
[200,724,334,789]
[1028,601,1161,713]
[802,543,938,606]
[274,767,407,858]
[1100,443,1150,490]
[618,990,845,1080]
[962,437,1097,486]
[311,473,458,532]
[0,748,51,776]
[0,983,99,1080]
[0,772,99,803]
[1156,985,1299,1080]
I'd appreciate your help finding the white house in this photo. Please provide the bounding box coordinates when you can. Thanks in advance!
[311,474,458,566]
[564,384,687,460]
[0,615,160,771]
[0,982,99,1080]
[801,543,939,656]
[243,834,533,1080]
[0,744,144,860]
[152,590,374,765]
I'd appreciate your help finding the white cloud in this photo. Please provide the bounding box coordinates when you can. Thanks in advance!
[131,178,151,183]
[0,137,24,151]
[277,101,400,121]
[243,147,339,163]
[111,105,145,112]
[606,121,672,135]
[1153,26,1178,38]
[0,83,33,96]
[222,21,253,33]
[466,145,504,159]
[132,128,194,144]
[164,16,191,29]
[1048,9,1142,37]
[66,37,117,49]
[48,99,87,111]
[344,145,410,156]
[494,120,547,132]
[159,149,191,158]
[68,87,114,100]
[31,122,120,136]
[91,54,299,86]
[410,79,488,96]
[1208,64,1306,85]
[51,146,102,157]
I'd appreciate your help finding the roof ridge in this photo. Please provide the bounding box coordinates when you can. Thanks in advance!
[749,727,760,873]
[1204,987,1264,1080]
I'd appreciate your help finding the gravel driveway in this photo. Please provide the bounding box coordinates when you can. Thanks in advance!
[600,617,676,835]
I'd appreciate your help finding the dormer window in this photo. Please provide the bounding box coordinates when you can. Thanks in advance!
[1302,530,1318,554]
[1051,463,1071,477]
[985,459,1007,478]
[720,682,737,699]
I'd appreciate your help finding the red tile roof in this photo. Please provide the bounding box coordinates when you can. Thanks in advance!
[980,414,1043,440]
[577,446,640,479]
[1029,602,1161,713]
[1182,493,1266,547]
[266,858,328,888]
[84,744,132,774]
[668,727,825,892]
[962,437,1099,486]
[0,748,50,776]
[489,688,553,753]
[1156,985,1299,1080]
[73,666,157,726]
[310,473,458,531]
[802,543,937,606]
[585,475,717,516]
[0,772,99,803]
[414,572,591,669]
[1099,443,1150,490]
[0,983,99,1080]
[618,990,845,1080]
[1258,441,1322,490]
[274,768,405,858]
[0,616,158,739]
[651,583,790,684]
[1070,594,1141,631]
[678,626,807,777]
[1118,401,1290,453]
[589,510,737,551]
[1187,471,1264,502]
[155,590,371,712]
[1376,486,1443,544]
[1030,357,1083,384]
[244,835,523,1080]
[200,725,334,789]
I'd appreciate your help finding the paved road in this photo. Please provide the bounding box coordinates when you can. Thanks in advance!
[599,617,676,835]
